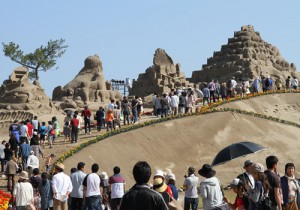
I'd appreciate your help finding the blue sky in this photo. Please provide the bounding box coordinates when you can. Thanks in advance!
[0,0,299,97]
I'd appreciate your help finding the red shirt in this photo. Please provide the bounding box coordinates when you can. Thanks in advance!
[27,123,33,137]
[71,118,79,127]
[82,109,91,118]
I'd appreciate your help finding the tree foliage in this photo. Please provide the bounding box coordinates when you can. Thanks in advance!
[2,39,68,80]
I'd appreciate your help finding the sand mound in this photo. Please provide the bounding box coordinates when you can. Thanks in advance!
[63,103,300,187]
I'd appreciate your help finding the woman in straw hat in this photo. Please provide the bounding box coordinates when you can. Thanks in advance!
[12,171,34,209]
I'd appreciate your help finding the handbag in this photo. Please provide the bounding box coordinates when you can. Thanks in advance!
[50,128,55,135]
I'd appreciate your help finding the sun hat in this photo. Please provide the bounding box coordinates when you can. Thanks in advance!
[153,177,167,193]
[243,160,253,168]
[252,163,265,173]
[165,173,176,181]
[154,169,164,178]
[100,172,108,180]
[198,164,216,178]
[230,178,243,187]
[19,171,29,180]
[55,163,65,170]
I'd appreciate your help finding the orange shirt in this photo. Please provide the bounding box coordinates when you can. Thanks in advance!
[105,113,114,122]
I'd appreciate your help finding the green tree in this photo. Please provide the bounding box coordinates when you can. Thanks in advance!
[2,39,68,80]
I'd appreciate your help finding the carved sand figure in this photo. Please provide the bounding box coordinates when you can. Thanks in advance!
[129,48,193,97]
[190,25,300,85]
[52,54,122,110]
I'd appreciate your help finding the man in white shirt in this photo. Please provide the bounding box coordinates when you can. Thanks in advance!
[0,140,5,176]
[170,92,179,116]
[109,166,126,210]
[183,166,200,210]
[27,150,39,177]
[74,111,83,133]
[52,163,73,210]
[107,99,116,110]
[19,121,29,144]
[83,163,102,210]
[31,116,40,131]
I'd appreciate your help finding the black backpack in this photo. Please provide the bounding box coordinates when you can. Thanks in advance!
[265,78,270,87]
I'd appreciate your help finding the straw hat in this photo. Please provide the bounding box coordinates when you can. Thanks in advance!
[19,171,29,180]
[153,177,167,193]
[55,163,65,170]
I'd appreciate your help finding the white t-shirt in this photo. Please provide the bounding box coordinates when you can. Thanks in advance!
[170,95,179,108]
[27,155,39,169]
[20,125,28,137]
[0,144,5,159]
[76,115,82,129]
[13,182,34,206]
[31,120,39,130]
[83,173,101,197]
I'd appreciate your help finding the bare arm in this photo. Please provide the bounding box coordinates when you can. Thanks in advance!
[274,187,282,210]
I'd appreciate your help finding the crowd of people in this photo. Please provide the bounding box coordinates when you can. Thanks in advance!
[1,153,299,210]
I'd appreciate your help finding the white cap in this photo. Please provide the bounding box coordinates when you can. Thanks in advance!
[230,178,240,186]
[154,170,164,178]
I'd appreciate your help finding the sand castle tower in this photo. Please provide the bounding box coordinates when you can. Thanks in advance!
[52,54,122,110]
[190,25,299,83]
[130,48,193,97]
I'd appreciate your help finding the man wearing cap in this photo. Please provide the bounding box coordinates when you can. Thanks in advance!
[183,166,200,210]
[265,156,282,210]
[52,163,73,210]
[70,162,86,210]
[109,166,126,210]
[198,164,223,210]
[120,161,168,210]
[237,160,255,209]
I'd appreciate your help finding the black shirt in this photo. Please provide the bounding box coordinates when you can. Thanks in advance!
[120,184,168,210]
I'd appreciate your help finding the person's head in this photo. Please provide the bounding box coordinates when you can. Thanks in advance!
[5,142,10,149]
[99,106,103,110]
[73,114,77,118]
[111,99,115,103]
[135,95,139,99]
[77,162,85,171]
[64,121,69,126]
[19,171,29,182]
[50,154,55,158]
[285,163,295,177]
[133,161,151,185]
[91,163,99,173]
[42,122,46,126]
[41,172,48,185]
[14,120,18,124]
[250,163,265,180]
[187,166,195,176]
[74,111,78,115]
[52,116,57,122]
[198,164,216,178]
[48,121,52,125]
[84,105,88,110]
[266,155,278,170]
[33,168,39,176]
[30,150,34,155]
[55,163,65,173]
[70,168,77,174]
[34,116,37,120]
[153,169,164,180]
[113,166,120,175]
[230,178,244,193]
[107,109,112,114]
[2,140,6,145]
[243,160,254,173]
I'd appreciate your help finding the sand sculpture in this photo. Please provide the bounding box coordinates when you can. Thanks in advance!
[130,48,193,97]
[189,25,299,84]
[0,66,52,112]
[52,54,122,110]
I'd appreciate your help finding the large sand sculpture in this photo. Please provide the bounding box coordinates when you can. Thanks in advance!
[52,54,122,110]
[63,93,300,187]
[130,48,193,97]
[190,25,300,84]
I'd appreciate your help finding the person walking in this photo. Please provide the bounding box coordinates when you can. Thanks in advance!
[39,172,54,210]
[52,163,73,210]
[170,92,179,116]
[27,150,39,177]
[121,96,130,125]
[19,139,31,171]
[183,166,200,210]
[5,156,18,192]
[81,105,92,134]
[119,161,168,210]
[95,107,104,131]
[70,162,86,210]
[71,114,79,143]
[83,163,102,210]
[109,166,126,210]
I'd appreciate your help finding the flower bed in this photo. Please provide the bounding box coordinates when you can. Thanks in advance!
[0,190,12,210]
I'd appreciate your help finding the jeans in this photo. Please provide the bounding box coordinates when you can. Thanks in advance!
[21,157,28,171]
[84,195,102,210]
[84,118,91,134]
[184,197,198,210]
[132,108,138,123]
[71,126,79,142]
[71,197,84,210]
[161,108,168,118]
[110,198,122,210]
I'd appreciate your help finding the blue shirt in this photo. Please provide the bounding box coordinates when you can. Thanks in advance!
[19,143,31,158]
